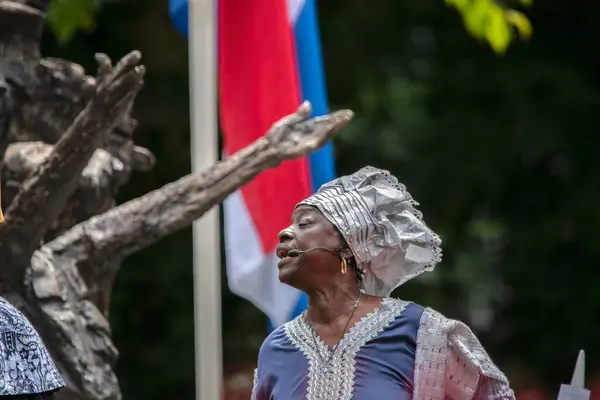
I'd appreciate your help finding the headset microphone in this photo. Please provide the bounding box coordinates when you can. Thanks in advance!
[287,247,336,257]
[287,249,302,257]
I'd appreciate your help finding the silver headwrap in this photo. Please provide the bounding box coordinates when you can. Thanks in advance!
[298,166,442,296]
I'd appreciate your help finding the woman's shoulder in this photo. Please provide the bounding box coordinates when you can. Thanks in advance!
[410,303,471,333]
[257,318,298,361]
[384,299,473,335]
[262,323,288,346]
[380,297,425,326]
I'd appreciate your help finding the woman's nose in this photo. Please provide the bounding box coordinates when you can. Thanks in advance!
[278,227,294,243]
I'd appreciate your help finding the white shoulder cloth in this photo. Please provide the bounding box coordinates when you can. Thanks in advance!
[414,308,515,400]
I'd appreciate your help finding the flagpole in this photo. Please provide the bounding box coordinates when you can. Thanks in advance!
[188,0,222,399]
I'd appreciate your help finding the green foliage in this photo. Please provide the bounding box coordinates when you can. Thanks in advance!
[446,0,533,53]
[43,0,531,55]
[46,0,100,45]
[318,0,600,391]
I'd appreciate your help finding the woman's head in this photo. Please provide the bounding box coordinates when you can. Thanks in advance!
[277,166,442,296]
[276,205,361,291]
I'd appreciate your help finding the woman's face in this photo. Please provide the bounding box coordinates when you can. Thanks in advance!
[276,205,343,290]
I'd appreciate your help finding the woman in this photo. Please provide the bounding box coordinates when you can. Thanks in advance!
[251,166,514,400]
[0,296,65,399]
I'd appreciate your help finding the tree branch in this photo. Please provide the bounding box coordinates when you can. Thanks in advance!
[0,51,145,287]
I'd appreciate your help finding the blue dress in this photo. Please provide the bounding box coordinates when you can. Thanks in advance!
[252,298,423,400]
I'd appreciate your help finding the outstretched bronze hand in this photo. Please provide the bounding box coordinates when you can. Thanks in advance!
[266,101,354,160]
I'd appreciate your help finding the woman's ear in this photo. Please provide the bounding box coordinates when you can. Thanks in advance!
[336,233,353,259]
[339,247,354,260]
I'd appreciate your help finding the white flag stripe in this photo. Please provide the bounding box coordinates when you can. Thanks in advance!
[224,190,302,326]
[287,0,307,25]
[224,0,308,328]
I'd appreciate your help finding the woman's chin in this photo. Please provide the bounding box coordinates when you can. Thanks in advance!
[277,265,298,286]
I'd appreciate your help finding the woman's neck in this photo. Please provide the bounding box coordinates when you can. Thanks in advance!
[306,283,361,325]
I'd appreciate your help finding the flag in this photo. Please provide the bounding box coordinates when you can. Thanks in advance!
[168,0,335,328]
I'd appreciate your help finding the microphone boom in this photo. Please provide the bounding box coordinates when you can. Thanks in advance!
[287,247,336,257]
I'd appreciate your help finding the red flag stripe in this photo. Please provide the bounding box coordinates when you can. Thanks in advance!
[218,0,312,253]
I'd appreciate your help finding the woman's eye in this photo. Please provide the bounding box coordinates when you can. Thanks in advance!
[298,221,311,227]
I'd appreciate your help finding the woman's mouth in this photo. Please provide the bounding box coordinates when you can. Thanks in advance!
[276,246,298,268]
[277,253,296,268]
[276,246,296,260]
[277,257,290,268]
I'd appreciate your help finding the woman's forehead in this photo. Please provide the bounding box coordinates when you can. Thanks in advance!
[292,205,320,218]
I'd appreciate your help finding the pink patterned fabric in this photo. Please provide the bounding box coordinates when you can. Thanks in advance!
[414,308,515,400]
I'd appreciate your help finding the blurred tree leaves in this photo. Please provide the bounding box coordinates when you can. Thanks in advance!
[47,0,100,44]
[43,0,531,55]
[445,0,533,53]
[318,0,600,390]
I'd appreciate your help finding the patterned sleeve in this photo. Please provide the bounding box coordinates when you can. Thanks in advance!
[446,322,515,400]
[0,298,65,396]
[250,368,259,400]
[414,308,515,400]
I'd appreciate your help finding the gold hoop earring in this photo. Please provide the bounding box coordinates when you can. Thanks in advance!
[341,258,348,275]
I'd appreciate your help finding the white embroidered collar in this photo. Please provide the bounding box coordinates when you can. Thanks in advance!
[284,297,409,400]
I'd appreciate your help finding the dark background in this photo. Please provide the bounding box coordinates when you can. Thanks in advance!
[41,0,600,398]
